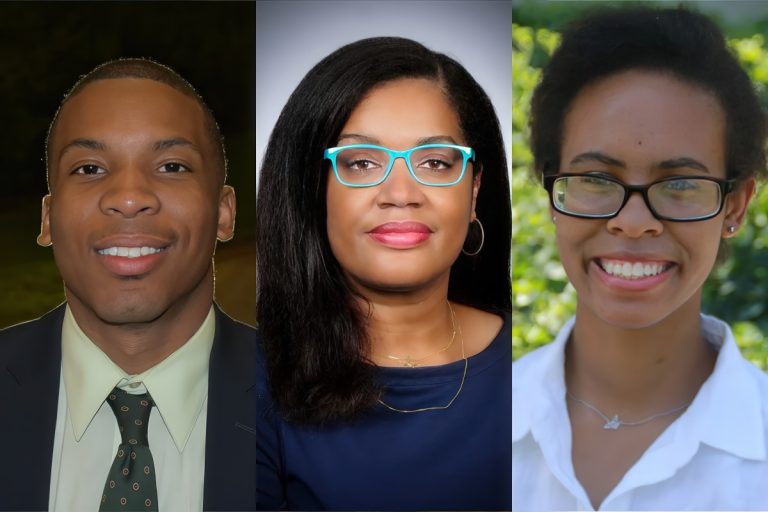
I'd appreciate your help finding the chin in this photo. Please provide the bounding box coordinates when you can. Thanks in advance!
[589,302,677,331]
[93,298,168,325]
[65,286,170,326]
[351,274,438,295]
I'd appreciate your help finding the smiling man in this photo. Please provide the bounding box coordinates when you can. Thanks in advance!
[0,59,256,511]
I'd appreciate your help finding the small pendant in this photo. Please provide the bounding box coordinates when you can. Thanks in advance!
[603,415,621,430]
[402,357,419,368]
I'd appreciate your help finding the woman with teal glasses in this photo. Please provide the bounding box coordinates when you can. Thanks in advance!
[513,7,768,511]
[255,37,511,510]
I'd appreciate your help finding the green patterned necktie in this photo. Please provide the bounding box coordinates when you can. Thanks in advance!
[100,387,159,511]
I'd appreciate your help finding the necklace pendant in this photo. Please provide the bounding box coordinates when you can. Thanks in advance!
[603,415,621,430]
[402,357,419,368]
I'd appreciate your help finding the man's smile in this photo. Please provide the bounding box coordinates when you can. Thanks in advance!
[92,234,174,277]
[97,246,166,258]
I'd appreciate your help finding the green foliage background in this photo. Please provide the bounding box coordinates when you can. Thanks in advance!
[512,24,768,369]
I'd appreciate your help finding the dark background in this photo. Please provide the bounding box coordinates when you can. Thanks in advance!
[0,1,256,327]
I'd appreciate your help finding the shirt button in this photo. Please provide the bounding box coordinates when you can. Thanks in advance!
[129,382,141,389]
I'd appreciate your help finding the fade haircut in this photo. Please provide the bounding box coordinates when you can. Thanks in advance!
[45,58,227,188]
[530,6,767,183]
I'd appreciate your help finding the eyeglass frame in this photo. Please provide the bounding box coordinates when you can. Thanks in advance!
[323,143,475,187]
[542,173,736,222]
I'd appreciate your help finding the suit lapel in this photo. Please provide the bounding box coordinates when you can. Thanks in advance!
[0,305,65,511]
[0,304,257,511]
[203,306,257,511]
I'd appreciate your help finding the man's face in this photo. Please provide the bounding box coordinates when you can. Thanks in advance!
[40,78,235,325]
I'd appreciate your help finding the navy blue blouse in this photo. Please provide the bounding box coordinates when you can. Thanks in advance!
[255,313,511,511]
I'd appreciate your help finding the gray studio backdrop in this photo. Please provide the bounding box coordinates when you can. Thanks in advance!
[255,0,513,184]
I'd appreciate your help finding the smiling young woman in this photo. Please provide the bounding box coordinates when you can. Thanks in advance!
[512,7,768,511]
[255,37,511,510]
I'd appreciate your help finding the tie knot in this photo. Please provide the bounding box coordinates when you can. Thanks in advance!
[106,387,154,446]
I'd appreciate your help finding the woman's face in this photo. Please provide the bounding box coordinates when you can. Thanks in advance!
[326,78,480,295]
[555,69,753,329]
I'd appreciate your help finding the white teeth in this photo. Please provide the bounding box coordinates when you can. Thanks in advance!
[600,259,667,279]
[98,246,163,258]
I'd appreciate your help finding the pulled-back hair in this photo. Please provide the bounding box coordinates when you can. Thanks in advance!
[256,37,511,425]
[46,58,227,186]
[530,6,766,182]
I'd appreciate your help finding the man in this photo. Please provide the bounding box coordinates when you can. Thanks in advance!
[0,59,256,511]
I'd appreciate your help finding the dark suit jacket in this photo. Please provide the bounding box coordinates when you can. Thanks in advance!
[0,303,256,511]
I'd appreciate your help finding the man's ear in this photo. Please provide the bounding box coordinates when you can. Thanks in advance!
[217,186,236,242]
[37,195,52,247]
[722,178,755,238]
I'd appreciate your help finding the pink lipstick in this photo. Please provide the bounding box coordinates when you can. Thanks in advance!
[367,222,432,248]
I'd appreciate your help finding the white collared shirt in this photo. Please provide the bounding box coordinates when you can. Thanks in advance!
[513,314,768,511]
[48,305,215,512]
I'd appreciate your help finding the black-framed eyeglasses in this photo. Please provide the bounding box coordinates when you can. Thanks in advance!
[543,173,735,222]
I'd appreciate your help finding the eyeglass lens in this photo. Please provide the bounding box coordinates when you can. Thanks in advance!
[334,146,466,185]
[552,176,723,219]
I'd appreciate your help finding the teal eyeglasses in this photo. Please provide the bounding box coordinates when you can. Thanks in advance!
[324,144,475,187]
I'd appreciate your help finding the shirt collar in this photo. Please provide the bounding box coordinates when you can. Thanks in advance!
[687,314,766,460]
[513,314,767,461]
[62,305,215,451]
[512,316,572,443]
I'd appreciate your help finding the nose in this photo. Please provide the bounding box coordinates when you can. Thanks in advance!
[376,156,425,208]
[605,191,663,237]
[98,165,160,218]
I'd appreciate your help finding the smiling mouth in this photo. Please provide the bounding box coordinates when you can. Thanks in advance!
[97,246,167,258]
[596,258,673,279]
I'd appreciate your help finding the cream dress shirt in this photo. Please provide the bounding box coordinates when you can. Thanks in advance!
[48,305,215,512]
[513,314,768,511]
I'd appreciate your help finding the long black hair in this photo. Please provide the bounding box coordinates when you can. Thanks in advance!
[256,37,511,425]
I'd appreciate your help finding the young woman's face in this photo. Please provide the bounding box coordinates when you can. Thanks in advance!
[555,69,752,329]
[326,78,480,295]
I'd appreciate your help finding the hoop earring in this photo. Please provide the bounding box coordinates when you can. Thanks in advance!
[462,218,485,256]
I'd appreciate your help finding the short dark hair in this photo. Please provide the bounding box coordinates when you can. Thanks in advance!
[530,6,767,183]
[46,58,227,187]
[256,37,511,425]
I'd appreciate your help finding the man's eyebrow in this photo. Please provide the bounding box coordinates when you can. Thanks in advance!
[152,138,200,152]
[657,157,711,174]
[59,138,107,157]
[569,151,626,168]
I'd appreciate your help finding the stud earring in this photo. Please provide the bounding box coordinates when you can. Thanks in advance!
[727,226,736,234]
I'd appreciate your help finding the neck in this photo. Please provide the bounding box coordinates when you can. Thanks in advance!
[66,267,214,374]
[355,280,458,367]
[566,295,717,411]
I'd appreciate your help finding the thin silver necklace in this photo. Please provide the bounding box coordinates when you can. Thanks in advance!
[566,392,692,430]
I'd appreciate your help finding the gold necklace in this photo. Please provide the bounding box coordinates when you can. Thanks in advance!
[384,302,456,367]
[377,302,467,414]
